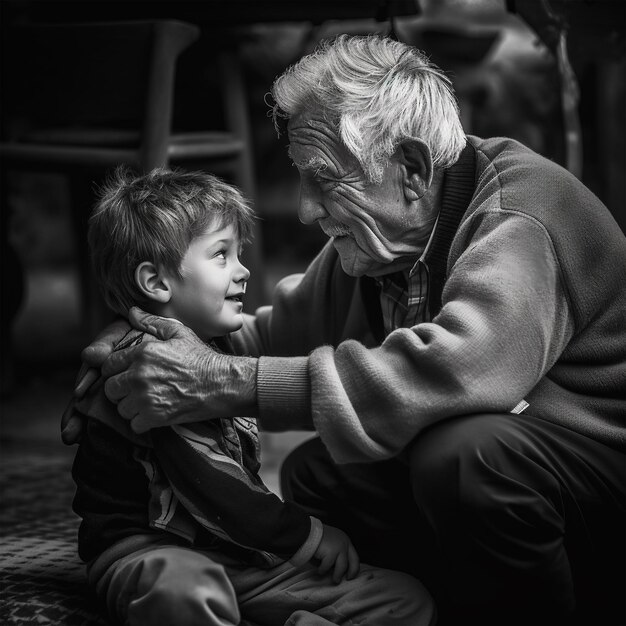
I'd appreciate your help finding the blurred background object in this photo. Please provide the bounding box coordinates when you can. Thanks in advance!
[1,0,624,467]
[0,2,624,622]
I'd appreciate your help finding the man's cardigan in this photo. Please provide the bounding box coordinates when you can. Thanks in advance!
[242,136,626,462]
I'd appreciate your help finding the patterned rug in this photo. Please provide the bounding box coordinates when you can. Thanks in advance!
[0,450,114,625]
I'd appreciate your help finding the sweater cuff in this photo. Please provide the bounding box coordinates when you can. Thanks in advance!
[288,516,323,567]
[257,356,313,430]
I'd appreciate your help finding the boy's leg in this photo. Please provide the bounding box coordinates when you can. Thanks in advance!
[228,560,436,626]
[97,543,240,626]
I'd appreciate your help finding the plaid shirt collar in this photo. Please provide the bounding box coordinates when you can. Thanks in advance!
[374,214,440,335]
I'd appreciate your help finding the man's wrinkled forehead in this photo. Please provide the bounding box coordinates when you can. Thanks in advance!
[287,110,330,136]
[287,112,354,172]
[287,115,325,164]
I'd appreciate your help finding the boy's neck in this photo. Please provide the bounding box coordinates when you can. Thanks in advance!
[139,301,216,345]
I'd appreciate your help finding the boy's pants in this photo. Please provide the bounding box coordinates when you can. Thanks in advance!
[282,413,626,626]
[94,540,436,626]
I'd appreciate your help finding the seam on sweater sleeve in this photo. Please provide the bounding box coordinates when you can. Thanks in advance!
[473,142,578,331]
[477,206,576,331]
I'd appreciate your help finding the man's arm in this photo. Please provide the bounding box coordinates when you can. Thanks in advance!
[297,212,576,462]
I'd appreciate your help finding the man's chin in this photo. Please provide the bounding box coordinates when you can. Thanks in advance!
[334,236,395,277]
[336,252,371,277]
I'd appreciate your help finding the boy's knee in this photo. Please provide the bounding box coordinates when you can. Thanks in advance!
[386,571,436,625]
[112,547,240,626]
[360,568,436,625]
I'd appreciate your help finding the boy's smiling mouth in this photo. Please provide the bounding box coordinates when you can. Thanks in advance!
[226,293,245,303]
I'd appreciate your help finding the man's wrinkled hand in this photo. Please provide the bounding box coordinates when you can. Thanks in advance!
[60,318,132,445]
[313,524,360,584]
[101,307,258,434]
[79,317,134,382]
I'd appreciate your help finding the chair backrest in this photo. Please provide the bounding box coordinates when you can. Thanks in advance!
[1,20,200,168]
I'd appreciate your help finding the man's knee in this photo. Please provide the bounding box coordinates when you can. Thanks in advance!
[280,436,329,502]
[408,413,530,513]
[110,547,240,626]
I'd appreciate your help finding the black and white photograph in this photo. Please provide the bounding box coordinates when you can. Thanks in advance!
[1,1,624,625]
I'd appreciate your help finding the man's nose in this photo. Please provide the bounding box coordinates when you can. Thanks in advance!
[298,180,327,225]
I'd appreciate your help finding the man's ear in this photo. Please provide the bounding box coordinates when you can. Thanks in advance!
[398,138,433,201]
[135,262,172,304]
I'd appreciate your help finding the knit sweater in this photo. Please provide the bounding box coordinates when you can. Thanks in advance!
[238,136,626,463]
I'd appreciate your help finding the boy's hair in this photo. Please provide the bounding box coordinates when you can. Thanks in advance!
[88,166,255,316]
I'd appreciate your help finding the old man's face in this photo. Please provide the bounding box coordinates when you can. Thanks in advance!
[287,110,432,277]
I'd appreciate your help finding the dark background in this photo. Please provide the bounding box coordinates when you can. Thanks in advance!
[1,0,625,486]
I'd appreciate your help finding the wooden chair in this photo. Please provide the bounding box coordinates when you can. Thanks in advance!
[1,20,263,334]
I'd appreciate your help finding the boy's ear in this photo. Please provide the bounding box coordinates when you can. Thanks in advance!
[135,262,172,303]
[398,138,434,201]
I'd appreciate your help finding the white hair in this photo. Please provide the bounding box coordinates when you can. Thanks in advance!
[271,34,466,183]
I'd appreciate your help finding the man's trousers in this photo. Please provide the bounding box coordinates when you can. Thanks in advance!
[281,413,626,625]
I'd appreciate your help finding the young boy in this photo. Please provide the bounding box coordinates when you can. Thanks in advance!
[69,167,435,626]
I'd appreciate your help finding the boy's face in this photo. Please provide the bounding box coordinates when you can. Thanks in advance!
[166,222,250,341]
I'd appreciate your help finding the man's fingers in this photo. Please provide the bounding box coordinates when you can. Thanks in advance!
[130,413,153,434]
[60,400,85,445]
[116,395,141,422]
[347,544,360,579]
[103,370,135,404]
[61,415,84,445]
[128,306,185,341]
[101,344,143,380]
[81,318,131,368]
[74,367,101,398]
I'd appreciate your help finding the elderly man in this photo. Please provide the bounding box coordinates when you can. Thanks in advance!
[65,35,625,625]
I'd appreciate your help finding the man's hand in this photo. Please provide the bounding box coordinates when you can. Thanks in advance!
[60,317,131,445]
[102,307,258,433]
[313,524,360,584]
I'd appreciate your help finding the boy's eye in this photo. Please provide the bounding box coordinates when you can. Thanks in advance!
[214,249,227,259]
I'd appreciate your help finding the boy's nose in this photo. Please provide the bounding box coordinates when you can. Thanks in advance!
[236,261,250,282]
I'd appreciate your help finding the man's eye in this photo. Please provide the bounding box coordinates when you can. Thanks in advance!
[317,176,339,189]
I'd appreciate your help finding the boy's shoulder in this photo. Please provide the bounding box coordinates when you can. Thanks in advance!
[113,322,146,352]
[72,319,152,448]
